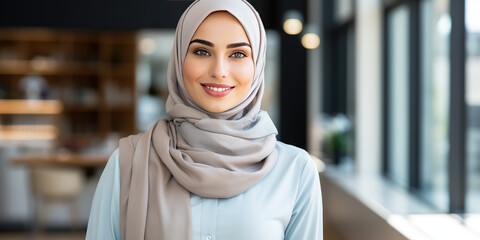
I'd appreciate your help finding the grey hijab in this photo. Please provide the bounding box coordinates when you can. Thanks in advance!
[119,0,278,239]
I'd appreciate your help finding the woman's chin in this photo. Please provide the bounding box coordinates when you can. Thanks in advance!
[202,103,234,113]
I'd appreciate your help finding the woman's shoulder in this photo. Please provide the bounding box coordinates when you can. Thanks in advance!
[273,141,318,177]
[99,148,121,185]
[275,141,312,165]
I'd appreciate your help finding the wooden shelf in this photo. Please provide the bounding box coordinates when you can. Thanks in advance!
[0,28,136,144]
[0,99,63,114]
[0,28,99,43]
[10,153,109,167]
[0,60,99,76]
[0,124,58,140]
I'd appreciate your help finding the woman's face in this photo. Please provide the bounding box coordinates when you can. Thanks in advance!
[183,11,254,113]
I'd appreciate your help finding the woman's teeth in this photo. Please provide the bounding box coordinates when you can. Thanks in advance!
[205,86,232,92]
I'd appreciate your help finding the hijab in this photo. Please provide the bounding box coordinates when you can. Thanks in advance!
[118,0,278,239]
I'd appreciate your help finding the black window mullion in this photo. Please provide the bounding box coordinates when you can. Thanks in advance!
[382,7,391,176]
[322,0,334,114]
[448,0,466,214]
[408,0,421,190]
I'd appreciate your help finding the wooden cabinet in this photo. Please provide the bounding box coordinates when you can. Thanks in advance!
[0,28,136,145]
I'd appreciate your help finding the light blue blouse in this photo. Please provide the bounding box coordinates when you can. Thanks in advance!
[86,141,323,240]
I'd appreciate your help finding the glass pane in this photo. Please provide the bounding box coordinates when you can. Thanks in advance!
[263,30,281,127]
[319,24,355,165]
[466,0,480,213]
[387,5,410,187]
[135,30,175,132]
[420,0,450,212]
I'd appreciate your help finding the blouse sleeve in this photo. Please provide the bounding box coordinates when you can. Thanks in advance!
[86,149,122,240]
[284,153,323,240]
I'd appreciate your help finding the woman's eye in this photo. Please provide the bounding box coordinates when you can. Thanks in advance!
[193,49,210,56]
[231,52,246,58]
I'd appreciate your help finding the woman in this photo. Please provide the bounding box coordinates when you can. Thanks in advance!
[86,0,322,239]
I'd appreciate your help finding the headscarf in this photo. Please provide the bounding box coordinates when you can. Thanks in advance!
[118,0,278,239]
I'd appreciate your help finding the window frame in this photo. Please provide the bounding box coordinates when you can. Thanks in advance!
[382,0,468,213]
[382,0,421,190]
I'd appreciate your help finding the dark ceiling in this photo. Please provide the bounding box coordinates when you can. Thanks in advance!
[0,0,277,30]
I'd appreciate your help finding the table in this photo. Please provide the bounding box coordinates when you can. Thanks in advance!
[10,153,109,167]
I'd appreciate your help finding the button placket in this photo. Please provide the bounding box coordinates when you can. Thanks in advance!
[200,198,218,240]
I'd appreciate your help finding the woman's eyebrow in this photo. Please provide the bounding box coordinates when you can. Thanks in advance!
[189,39,251,49]
[227,42,251,49]
[189,39,214,47]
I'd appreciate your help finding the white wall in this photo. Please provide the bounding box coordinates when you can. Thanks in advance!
[355,0,383,175]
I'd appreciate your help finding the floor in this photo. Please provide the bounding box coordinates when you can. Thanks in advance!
[0,227,342,240]
[324,222,343,240]
[1,220,474,240]
[0,232,85,240]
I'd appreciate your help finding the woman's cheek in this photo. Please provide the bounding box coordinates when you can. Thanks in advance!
[184,58,204,83]
[233,62,255,85]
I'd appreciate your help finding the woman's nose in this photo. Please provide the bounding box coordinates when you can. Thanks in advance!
[210,57,228,79]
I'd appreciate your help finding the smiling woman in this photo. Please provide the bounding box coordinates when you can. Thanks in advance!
[86,0,322,239]
[183,11,255,113]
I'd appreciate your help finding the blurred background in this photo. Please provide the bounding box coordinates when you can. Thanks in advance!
[0,0,479,239]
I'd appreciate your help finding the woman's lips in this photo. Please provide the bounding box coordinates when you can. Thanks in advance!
[201,83,234,97]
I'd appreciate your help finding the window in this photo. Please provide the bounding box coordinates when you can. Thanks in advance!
[466,0,480,213]
[383,0,480,214]
[321,0,356,165]
[386,4,410,187]
[420,0,450,212]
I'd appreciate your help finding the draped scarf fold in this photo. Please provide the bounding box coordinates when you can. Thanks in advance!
[119,0,277,239]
